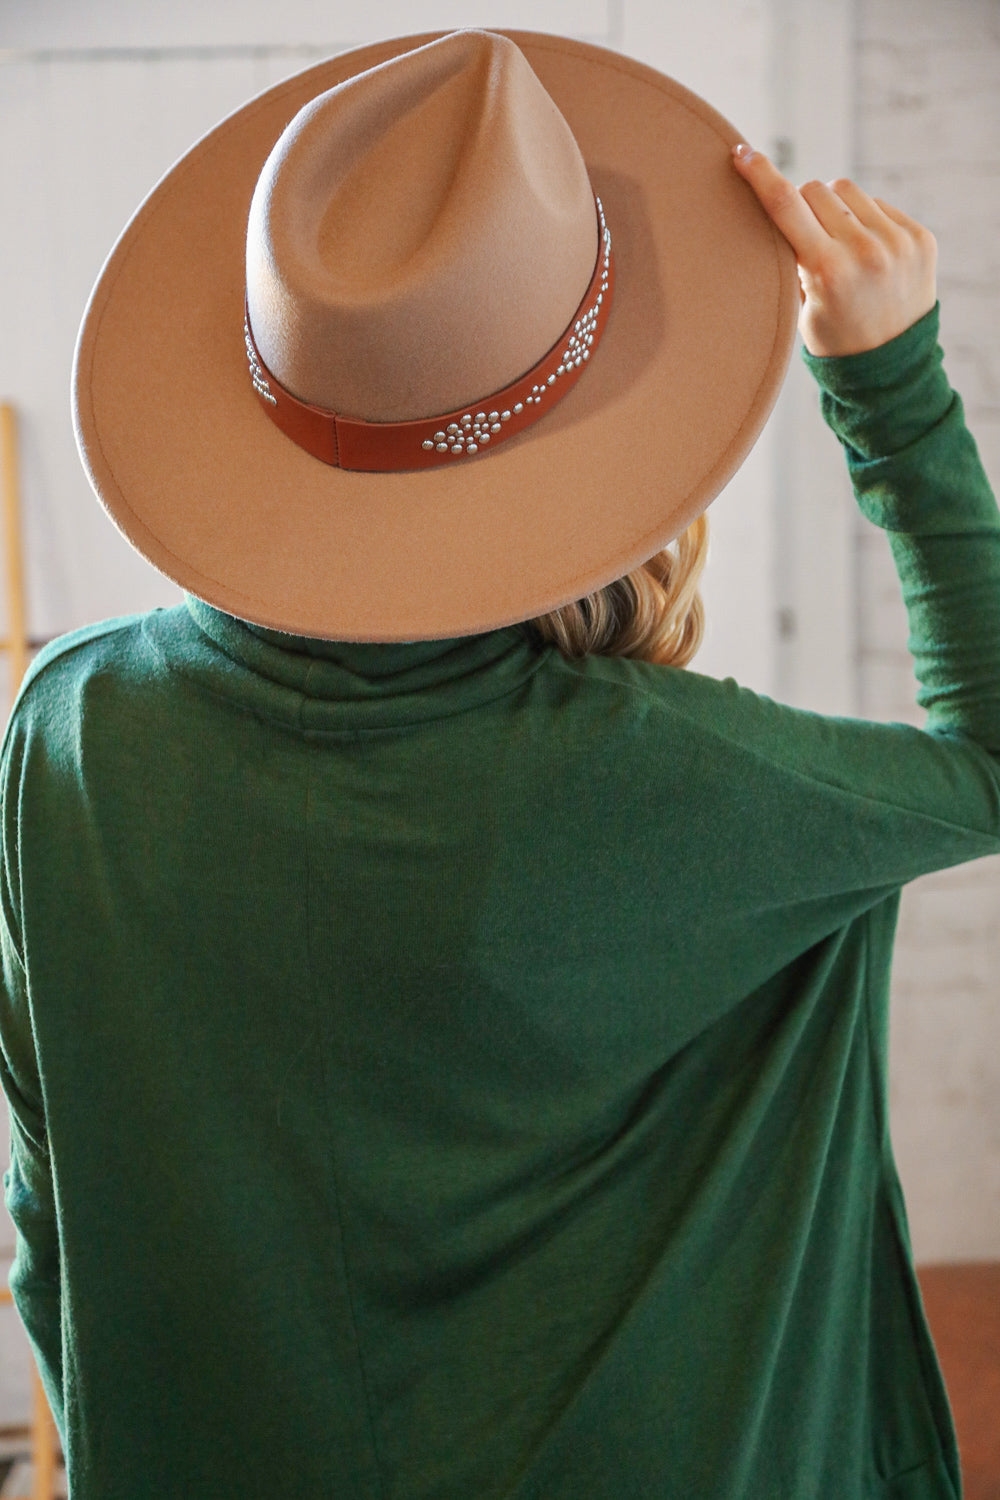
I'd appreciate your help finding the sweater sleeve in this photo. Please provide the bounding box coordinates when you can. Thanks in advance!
[801,301,1000,750]
[632,300,1000,907]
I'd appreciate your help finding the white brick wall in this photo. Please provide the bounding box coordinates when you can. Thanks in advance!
[855,0,1000,1260]
[0,0,997,1437]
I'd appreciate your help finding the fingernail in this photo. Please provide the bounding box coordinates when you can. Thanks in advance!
[733,143,755,164]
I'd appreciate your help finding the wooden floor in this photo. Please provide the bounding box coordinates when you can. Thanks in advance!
[917,1263,1000,1500]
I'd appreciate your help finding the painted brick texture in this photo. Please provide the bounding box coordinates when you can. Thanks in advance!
[856,0,1000,1259]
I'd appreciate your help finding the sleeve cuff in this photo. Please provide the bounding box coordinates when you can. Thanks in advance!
[800,302,941,394]
[799,302,955,464]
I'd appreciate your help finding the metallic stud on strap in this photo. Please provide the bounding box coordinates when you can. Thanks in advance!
[417,196,612,458]
[244,317,277,405]
[244,197,613,471]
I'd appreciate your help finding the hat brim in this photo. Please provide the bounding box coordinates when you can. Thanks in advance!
[72,29,799,641]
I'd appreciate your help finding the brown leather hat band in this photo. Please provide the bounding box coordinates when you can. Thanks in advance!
[244,198,613,473]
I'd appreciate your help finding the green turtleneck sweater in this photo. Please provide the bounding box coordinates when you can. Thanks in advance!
[2,305,997,1498]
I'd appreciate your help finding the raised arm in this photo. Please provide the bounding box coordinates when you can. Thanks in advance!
[733,144,1000,755]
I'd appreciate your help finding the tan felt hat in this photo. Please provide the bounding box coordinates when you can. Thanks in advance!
[72,28,799,642]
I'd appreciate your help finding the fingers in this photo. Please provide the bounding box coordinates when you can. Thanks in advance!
[733,146,930,253]
[803,178,937,264]
[821,177,895,234]
[731,146,829,263]
[799,180,869,239]
[872,195,937,247]
[732,149,902,245]
[732,144,938,356]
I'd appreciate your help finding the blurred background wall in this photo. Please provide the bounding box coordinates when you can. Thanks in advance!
[852,0,1000,1278]
[0,0,997,1431]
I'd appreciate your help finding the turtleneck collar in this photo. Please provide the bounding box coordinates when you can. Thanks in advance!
[242,618,493,678]
[152,596,552,733]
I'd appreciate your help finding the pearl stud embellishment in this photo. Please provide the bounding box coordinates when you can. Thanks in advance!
[416,198,612,459]
[420,408,512,455]
[244,319,276,405]
[243,196,614,472]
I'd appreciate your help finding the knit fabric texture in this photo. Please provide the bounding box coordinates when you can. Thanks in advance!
[2,303,996,1498]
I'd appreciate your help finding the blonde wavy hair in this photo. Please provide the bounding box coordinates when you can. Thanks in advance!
[521,513,709,668]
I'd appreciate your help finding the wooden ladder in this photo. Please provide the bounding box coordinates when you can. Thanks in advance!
[0,403,62,1498]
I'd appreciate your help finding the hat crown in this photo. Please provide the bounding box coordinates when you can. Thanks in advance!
[245,30,598,421]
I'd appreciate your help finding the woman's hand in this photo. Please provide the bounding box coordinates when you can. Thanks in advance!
[731,144,938,358]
